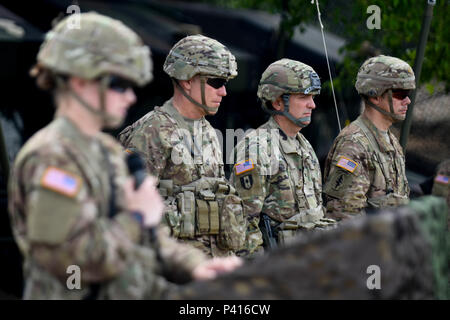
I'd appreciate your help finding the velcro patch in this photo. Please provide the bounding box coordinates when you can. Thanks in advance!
[336,156,358,173]
[323,170,353,199]
[40,167,81,198]
[435,174,449,185]
[240,175,254,190]
[332,172,346,190]
[235,159,255,176]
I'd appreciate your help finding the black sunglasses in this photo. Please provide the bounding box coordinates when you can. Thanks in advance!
[391,89,410,100]
[206,77,228,89]
[108,76,135,93]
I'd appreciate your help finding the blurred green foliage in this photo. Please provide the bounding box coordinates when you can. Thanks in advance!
[210,0,449,93]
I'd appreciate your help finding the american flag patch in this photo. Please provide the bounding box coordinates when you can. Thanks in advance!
[40,167,81,197]
[235,159,255,176]
[435,174,449,185]
[336,156,358,173]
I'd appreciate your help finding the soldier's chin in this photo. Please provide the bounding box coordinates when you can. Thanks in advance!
[392,113,406,122]
[104,116,124,129]
[206,105,220,115]
[297,119,311,128]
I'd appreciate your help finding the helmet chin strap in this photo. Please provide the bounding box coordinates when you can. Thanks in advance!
[260,94,310,128]
[56,76,120,128]
[364,89,404,122]
[281,94,311,127]
[172,78,217,115]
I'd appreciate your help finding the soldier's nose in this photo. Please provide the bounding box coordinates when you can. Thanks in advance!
[217,85,227,96]
[404,96,411,105]
[125,88,136,104]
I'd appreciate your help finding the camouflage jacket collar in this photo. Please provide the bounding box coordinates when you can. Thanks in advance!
[55,116,97,147]
[163,98,206,125]
[359,114,395,153]
[162,98,180,119]
[267,117,302,155]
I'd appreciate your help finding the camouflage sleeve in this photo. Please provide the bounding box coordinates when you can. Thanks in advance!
[121,114,173,179]
[230,158,266,254]
[431,159,450,228]
[156,226,207,282]
[18,152,143,282]
[323,137,370,219]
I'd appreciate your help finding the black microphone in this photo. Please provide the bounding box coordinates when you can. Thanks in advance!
[126,153,146,189]
[126,153,159,245]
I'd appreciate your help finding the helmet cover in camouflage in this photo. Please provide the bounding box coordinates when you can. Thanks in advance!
[163,34,237,80]
[355,55,415,97]
[37,12,153,86]
[257,58,321,102]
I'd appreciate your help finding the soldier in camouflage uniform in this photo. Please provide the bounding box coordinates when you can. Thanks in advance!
[8,13,241,300]
[119,35,247,257]
[323,55,416,221]
[431,159,450,228]
[230,59,335,253]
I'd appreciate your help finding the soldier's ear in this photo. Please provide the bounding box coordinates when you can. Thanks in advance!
[272,97,283,111]
[68,77,93,96]
[177,79,191,91]
[68,77,87,90]
[369,95,382,105]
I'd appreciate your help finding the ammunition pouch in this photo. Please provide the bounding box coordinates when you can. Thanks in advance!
[160,177,246,251]
[176,190,196,238]
[217,193,246,251]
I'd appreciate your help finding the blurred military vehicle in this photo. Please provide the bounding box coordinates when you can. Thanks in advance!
[169,196,448,300]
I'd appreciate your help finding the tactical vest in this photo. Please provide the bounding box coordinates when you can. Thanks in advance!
[257,120,335,244]
[157,103,246,253]
[354,117,409,208]
[279,134,323,217]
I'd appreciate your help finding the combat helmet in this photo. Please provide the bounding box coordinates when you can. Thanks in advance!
[355,55,415,121]
[163,34,237,114]
[257,58,321,127]
[34,12,153,126]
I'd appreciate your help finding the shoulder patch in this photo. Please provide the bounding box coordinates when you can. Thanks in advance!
[324,171,352,199]
[336,156,358,173]
[40,167,81,198]
[240,175,254,190]
[234,159,255,176]
[435,174,449,185]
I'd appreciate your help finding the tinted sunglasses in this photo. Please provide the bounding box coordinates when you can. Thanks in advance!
[108,76,135,93]
[206,77,228,89]
[391,89,410,100]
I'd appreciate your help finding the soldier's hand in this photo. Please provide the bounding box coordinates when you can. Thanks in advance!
[124,176,164,228]
[192,256,243,280]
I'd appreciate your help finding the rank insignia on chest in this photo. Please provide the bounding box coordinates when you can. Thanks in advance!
[240,175,254,190]
[235,159,254,175]
[40,167,81,197]
[435,174,449,185]
[336,156,358,173]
